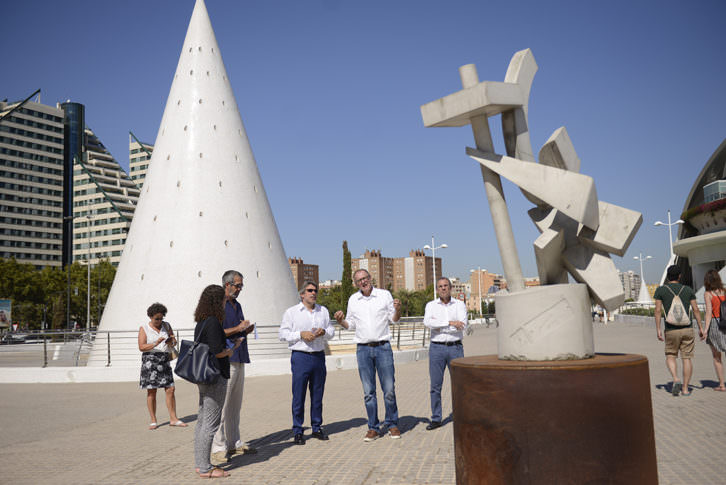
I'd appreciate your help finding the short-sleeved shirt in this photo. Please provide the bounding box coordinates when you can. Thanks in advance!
[224,299,250,364]
[654,282,696,331]
[194,316,230,379]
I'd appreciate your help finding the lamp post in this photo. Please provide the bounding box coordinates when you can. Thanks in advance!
[633,252,653,303]
[469,267,483,319]
[85,214,93,330]
[423,235,447,300]
[654,209,684,256]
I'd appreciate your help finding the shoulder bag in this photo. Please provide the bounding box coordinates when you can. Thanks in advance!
[174,319,221,384]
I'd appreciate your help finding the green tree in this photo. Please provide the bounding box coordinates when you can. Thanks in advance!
[341,241,355,303]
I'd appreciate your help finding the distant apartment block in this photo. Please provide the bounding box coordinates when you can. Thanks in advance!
[73,128,140,265]
[0,100,65,267]
[468,269,506,311]
[449,277,469,302]
[353,249,395,290]
[618,270,641,301]
[319,280,341,289]
[288,257,319,291]
[129,136,153,188]
[352,248,442,292]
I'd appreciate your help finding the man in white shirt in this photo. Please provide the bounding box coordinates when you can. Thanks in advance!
[279,281,335,445]
[334,269,402,441]
[423,277,467,430]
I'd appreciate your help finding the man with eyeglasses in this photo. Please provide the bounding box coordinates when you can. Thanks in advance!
[334,269,402,441]
[279,281,334,445]
[423,277,467,431]
[212,270,257,462]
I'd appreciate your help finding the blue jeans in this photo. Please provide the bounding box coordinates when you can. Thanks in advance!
[428,341,464,422]
[356,341,398,431]
[291,350,326,435]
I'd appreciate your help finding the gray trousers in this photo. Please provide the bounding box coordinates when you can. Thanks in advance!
[194,378,227,473]
[212,362,246,452]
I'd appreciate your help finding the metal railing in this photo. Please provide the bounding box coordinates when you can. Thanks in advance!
[0,317,434,368]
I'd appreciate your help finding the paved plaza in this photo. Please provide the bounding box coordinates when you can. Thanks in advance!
[1,322,725,484]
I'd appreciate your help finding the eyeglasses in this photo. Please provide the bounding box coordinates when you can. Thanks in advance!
[355,276,371,284]
[231,283,243,289]
[305,288,318,293]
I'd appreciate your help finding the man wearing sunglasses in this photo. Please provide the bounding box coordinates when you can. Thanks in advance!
[423,277,467,430]
[212,270,257,462]
[279,281,334,445]
[334,269,402,441]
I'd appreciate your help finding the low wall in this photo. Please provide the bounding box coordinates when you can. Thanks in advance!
[0,346,429,384]
[613,314,654,326]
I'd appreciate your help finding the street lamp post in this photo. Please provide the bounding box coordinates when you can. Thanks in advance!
[633,252,653,303]
[423,235,447,300]
[469,267,483,318]
[85,214,92,331]
[654,209,684,256]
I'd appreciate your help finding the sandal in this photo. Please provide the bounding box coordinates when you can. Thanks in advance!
[171,421,188,427]
[149,422,158,430]
[198,467,230,478]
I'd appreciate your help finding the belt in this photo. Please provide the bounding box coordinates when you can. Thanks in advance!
[292,350,325,355]
[431,340,462,346]
[357,341,389,347]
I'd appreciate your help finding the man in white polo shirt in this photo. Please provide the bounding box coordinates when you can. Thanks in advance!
[334,269,402,441]
[423,277,467,430]
[279,281,335,445]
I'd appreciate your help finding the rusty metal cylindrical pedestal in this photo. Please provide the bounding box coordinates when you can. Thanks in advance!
[451,354,657,485]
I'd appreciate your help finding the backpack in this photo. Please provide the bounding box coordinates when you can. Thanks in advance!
[663,285,690,326]
[717,294,726,331]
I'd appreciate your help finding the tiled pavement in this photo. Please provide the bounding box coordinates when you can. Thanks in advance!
[1,322,724,484]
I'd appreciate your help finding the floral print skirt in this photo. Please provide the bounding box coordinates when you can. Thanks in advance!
[140,351,175,389]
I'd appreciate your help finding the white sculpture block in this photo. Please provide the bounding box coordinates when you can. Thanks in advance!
[539,127,580,173]
[534,229,568,285]
[468,148,600,230]
[563,244,626,311]
[497,284,594,360]
[577,202,643,256]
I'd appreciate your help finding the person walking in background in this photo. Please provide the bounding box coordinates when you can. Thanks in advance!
[654,265,704,397]
[192,284,242,478]
[334,269,402,441]
[212,270,257,462]
[703,269,726,392]
[423,277,467,430]
[137,302,186,430]
[279,281,334,445]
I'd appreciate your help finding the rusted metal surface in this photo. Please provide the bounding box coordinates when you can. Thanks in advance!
[451,354,658,485]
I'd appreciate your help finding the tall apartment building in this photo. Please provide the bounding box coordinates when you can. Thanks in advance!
[72,128,140,265]
[1,96,138,268]
[0,100,65,268]
[129,136,153,188]
[468,269,506,311]
[288,257,319,291]
[351,248,442,292]
[392,249,442,292]
[618,270,641,301]
[352,249,395,290]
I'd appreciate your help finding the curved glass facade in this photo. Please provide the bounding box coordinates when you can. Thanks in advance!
[61,102,84,267]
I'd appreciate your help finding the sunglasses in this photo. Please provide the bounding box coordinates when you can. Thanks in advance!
[305,288,318,293]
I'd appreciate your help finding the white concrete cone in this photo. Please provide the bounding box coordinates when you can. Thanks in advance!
[89,0,298,366]
[637,280,653,304]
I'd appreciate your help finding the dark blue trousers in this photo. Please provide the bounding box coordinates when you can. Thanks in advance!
[291,350,326,435]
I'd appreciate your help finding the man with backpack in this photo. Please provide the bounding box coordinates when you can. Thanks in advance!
[654,265,705,396]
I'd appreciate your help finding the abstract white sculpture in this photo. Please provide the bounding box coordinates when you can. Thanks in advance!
[90,0,298,365]
[421,49,642,360]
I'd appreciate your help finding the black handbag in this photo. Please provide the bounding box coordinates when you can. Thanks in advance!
[174,319,221,384]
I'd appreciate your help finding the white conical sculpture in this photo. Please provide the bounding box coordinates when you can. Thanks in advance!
[89,0,298,366]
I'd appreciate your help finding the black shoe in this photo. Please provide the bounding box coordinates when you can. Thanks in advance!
[294,433,305,445]
[310,430,329,441]
[426,421,442,431]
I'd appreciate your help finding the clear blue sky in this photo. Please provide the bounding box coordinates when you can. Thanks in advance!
[3,0,725,284]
